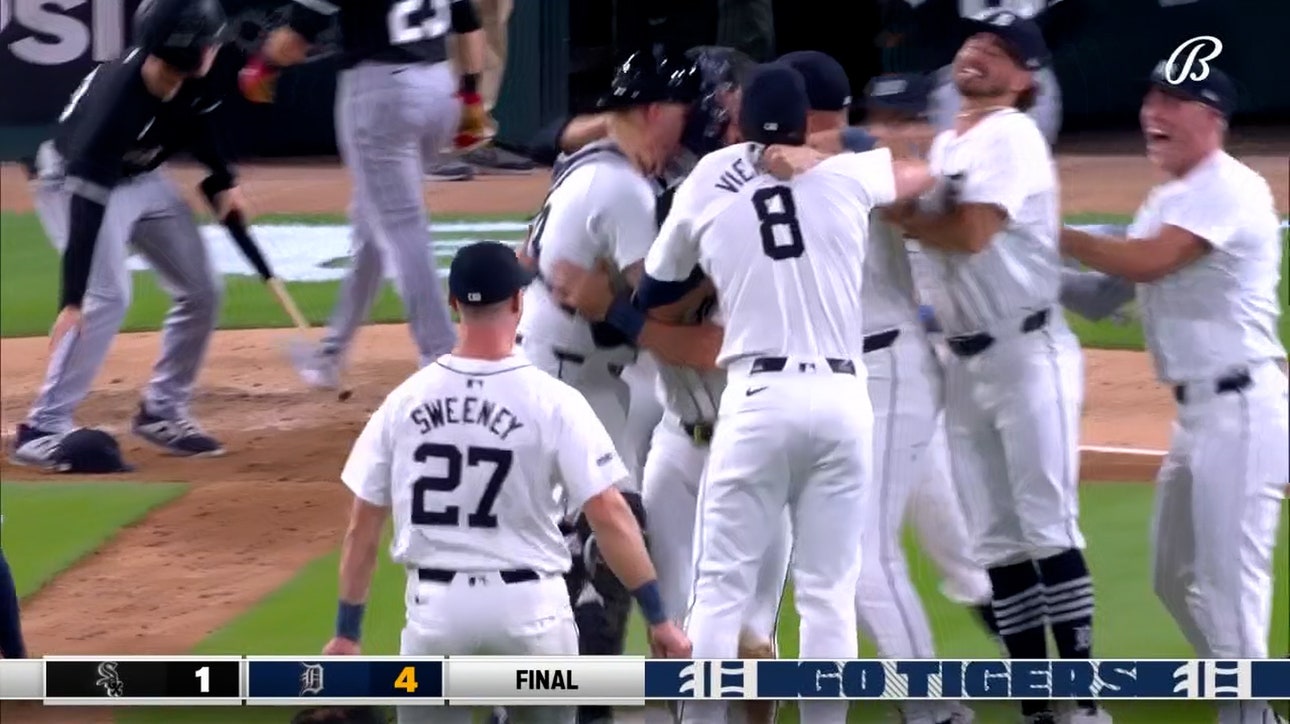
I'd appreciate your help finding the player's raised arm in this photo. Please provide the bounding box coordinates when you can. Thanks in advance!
[326,393,398,655]
[553,388,692,658]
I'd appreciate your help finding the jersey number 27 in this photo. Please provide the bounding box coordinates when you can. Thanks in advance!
[753,186,805,260]
[411,443,512,529]
[388,0,450,46]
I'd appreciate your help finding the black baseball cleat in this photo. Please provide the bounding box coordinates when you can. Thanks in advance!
[131,404,225,457]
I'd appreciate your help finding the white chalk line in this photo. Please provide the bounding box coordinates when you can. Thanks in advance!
[1080,444,1167,456]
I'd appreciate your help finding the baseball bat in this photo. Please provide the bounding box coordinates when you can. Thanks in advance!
[200,182,352,399]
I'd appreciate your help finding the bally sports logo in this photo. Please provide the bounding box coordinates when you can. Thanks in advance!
[1162,35,1223,85]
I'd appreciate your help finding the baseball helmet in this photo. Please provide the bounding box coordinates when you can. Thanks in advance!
[50,429,134,474]
[133,0,227,73]
[681,45,756,156]
[596,46,702,111]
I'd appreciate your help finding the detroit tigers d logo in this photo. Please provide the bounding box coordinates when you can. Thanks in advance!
[1164,36,1223,84]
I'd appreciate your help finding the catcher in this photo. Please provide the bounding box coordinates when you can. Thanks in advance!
[240,0,492,386]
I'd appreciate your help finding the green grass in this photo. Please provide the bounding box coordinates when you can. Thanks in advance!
[0,211,526,338]
[3,211,1286,348]
[115,485,1288,723]
[0,481,187,597]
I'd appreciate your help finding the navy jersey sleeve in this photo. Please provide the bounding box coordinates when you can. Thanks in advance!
[57,72,137,308]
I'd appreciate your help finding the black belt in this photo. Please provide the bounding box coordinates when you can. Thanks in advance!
[1173,369,1253,405]
[749,357,856,375]
[683,421,715,445]
[863,329,900,354]
[946,309,1050,358]
[417,568,539,584]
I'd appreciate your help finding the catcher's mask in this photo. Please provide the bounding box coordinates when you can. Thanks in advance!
[681,45,755,157]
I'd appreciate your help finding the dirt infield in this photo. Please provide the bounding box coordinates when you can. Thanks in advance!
[0,147,1284,671]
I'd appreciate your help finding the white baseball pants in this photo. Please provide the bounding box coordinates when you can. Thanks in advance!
[1152,360,1289,724]
[858,329,964,724]
[622,352,665,485]
[906,417,994,607]
[943,313,1087,567]
[642,414,791,638]
[682,358,871,724]
[397,572,577,724]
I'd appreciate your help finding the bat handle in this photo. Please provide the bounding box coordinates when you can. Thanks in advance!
[267,277,311,332]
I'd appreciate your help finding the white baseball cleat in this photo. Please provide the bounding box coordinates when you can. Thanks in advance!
[288,340,342,390]
[10,424,68,469]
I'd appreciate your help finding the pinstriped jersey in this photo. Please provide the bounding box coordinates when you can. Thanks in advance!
[1127,151,1286,383]
[920,109,1061,335]
[863,214,923,334]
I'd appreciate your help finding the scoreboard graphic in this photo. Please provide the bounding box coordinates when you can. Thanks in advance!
[1,658,1288,706]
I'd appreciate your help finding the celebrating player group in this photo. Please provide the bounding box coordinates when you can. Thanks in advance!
[13,0,1283,722]
[331,8,1286,724]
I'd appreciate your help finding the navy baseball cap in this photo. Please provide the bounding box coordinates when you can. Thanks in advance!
[739,63,810,145]
[1148,60,1236,118]
[448,241,534,306]
[865,73,932,115]
[965,10,1050,71]
[776,50,852,111]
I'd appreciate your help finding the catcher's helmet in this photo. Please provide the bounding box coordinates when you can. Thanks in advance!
[133,0,226,73]
[596,46,702,111]
[681,45,755,156]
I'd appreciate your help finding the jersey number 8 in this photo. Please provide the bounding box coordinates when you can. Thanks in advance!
[411,443,512,529]
[753,186,805,260]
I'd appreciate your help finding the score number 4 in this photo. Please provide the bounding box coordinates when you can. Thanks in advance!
[395,666,418,693]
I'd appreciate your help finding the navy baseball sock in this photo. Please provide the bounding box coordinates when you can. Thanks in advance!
[0,547,28,658]
[988,560,1050,717]
[1038,549,1096,710]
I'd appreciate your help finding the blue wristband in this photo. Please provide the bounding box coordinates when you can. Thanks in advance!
[335,601,365,641]
[840,126,877,153]
[604,293,646,344]
[918,305,941,334]
[631,580,668,626]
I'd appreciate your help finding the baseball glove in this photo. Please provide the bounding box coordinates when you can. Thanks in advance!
[455,90,496,152]
[289,706,388,723]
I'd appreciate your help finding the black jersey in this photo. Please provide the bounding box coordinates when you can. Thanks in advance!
[287,0,467,69]
[53,48,232,194]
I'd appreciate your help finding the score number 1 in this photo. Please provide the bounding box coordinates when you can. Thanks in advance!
[195,666,210,693]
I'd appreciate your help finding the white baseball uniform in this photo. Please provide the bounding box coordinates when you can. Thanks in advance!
[340,352,630,724]
[518,140,659,491]
[646,142,896,724]
[854,215,962,724]
[921,108,1086,570]
[1128,151,1287,724]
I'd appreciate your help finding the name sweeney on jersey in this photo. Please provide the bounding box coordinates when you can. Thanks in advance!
[410,395,524,440]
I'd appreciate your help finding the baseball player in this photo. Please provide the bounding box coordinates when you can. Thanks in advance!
[1059,62,1288,724]
[881,12,1108,724]
[640,63,934,724]
[926,1,1063,146]
[245,0,488,384]
[10,0,236,465]
[324,241,690,724]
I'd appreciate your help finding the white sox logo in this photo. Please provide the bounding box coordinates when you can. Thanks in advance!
[1163,36,1223,84]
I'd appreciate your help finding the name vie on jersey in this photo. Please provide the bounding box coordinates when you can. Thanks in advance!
[341,356,629,573]
[645,142,898,367]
